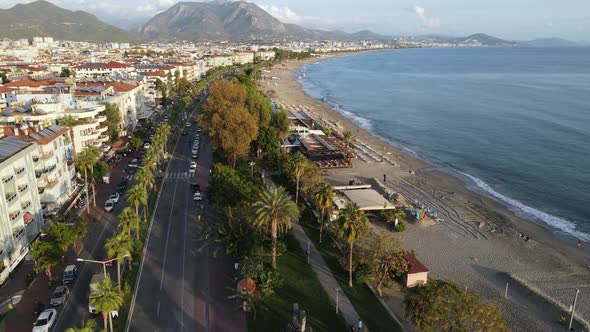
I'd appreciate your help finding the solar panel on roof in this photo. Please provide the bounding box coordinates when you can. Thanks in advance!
[29,133,42,141]
[39,131,52,138]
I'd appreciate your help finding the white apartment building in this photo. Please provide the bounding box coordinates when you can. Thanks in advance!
[0,136,44,285]
[73,61,134,77]
[0,102,109,155]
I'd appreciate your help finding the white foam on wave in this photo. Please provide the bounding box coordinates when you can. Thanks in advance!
[458,171,590,242]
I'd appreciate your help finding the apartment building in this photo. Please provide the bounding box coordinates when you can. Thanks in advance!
[73,61,134,77]
[0,136,44,285]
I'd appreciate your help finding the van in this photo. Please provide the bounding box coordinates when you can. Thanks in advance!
[62,265,78,284]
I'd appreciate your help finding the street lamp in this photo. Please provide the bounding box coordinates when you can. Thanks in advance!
[77,255,129,279]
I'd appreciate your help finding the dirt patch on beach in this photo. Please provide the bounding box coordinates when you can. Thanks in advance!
[258,56,590,331]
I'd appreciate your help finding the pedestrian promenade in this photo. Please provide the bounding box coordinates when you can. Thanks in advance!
[291,222,362,327]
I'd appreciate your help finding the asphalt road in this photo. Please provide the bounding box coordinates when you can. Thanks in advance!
[127,110,246,331]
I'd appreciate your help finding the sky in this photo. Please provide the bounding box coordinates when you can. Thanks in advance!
[1,0,589,40]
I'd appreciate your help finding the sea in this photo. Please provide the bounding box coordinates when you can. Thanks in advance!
[297,47,590,242]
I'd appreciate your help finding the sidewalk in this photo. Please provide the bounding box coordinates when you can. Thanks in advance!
[291,223,361,327]
[2,150,138,331]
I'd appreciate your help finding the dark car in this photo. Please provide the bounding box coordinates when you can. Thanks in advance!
[116,179,129,193]
[191,183,201,193]
[127,167,137,175]
[182,130,188,135]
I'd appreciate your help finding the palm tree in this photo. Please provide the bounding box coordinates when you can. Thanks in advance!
[117,207,140,239]
[313,182,334,243]
[342,130,356,161]
[136,167,155,193]
[253,185,299,270]
[105,233,133,291]
[65,319,97,332]
[289,152,308,204]
[57,115,81,149]
[75,146,101,209]
[337,203,369,287]
[126,185,147,218]
[90,277,123,332]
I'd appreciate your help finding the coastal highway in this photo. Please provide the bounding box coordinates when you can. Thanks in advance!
[126,107,246,331]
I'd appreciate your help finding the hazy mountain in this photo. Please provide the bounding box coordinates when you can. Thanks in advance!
[450,33,516,46]
[520,38,581,47]
[140,1,388,41]
[0,0,141,43]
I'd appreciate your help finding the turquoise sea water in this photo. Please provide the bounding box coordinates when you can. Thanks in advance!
[298,47,590,241]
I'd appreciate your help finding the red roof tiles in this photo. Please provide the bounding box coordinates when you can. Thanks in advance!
[406,252,429,274]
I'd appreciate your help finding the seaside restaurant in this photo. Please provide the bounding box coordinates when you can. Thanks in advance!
[333,188,396,212]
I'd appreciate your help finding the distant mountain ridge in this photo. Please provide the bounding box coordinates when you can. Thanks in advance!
[519,38,581,47]
[139,1,390,41]
[0,0,140,42]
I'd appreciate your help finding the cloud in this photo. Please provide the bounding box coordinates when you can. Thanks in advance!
[259,4,302,23]
[412,5,440,28]
[545,22,553,28]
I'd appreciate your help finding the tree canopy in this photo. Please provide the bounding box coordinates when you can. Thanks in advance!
[198,80,259,167]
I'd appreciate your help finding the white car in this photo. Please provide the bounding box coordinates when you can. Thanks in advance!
[109,192,120,204]
[193,192,202,201]
[33,309,57,332]
[50,285,69,306]
[143,142,151,149]
[189,162,197,174]
[192,148,198,155]
[185,122,191,127]
[104,199,115,212]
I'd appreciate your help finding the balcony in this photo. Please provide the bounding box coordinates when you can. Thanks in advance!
[96,115,107,123]
[97,125,108,134]
[2,175,14,184]
[17,184,29,194]
[45,180,58,189]
[12,227,24,240]
[41,152,54,160]
[32,155,39,163]
[5,192,17,204]
[98,135,109,143]
[46,165,57,176]
[9,210,21,222]
[21,200,32,210]
[15,167,26,177]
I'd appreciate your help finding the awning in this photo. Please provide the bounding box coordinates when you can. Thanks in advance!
[23,212,35,222]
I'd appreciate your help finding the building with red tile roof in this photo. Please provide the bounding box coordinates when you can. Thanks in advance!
[404,252,429,288]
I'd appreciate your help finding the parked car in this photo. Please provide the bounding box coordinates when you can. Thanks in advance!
[182,130,187,135]
[193,191,202,201]
[109,192,120,204]
[189,162,197,174]
[33,309,57,332]
[104,199,115,212]
[192,152,198,159]
[50,286,69,306]
[196,126,203,133]
[143,142,151,149]
[128,159,139,168]
[62,265,78,284]
[185,122,191,127]
[116,179,129,193]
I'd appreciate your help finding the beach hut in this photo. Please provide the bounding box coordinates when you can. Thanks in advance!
[404,252,429,288]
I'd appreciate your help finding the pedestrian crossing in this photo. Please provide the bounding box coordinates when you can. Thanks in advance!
[164,171,197,179]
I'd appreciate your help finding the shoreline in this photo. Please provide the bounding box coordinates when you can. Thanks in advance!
[258,53,590,331]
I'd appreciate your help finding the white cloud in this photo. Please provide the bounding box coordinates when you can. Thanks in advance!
[259,4,302,23]
[413,5,440,28]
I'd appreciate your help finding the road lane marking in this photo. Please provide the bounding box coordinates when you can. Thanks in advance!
[157,301,160,317]
[160,179,179,291]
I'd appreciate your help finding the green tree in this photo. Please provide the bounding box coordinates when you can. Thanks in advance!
[45,223,77,255]
[92,161,109,183]
[103,103,122,142]
[288,152,308,204]
[126,185,147,218]
[337,203,369,287]
[209,163,259,208]
[90,277,124,332]
[245,89,272,127]
[105,233,133,291]
[403,280,509,332]
[257,126,280,158]
[270,109,289,139]
[208,206,258,259]
[313,182,334,243]
[117,207,140,239]
[136,167,155,195]
[253,185,299,270]
[154,78,168,105]
[75,146,100,212]
[60,68,73,77]
[198,80,259,168]
[367,234,408,296]
[30,240,62,280]
[130,136,143,151]
[342,130,356,161]
[65,319,97,332]
[57,115,81,145]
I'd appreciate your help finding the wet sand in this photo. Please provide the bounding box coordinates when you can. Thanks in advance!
[258,55,590,331]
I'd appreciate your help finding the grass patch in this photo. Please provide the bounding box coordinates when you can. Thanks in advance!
[301,220,403,332]
[248,233,348,332]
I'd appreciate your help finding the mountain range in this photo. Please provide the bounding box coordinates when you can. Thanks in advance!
[0,0,140,43]
[0,0,581,46]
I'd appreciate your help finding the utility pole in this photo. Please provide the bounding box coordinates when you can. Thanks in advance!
[569,288,580,331]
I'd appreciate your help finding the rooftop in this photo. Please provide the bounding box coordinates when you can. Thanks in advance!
[406,252,429,274]
[0,136,33,163]
[334,189,395,211]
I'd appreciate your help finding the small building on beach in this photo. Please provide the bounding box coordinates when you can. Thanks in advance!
[334,188,395,211]
[404,252,429,288]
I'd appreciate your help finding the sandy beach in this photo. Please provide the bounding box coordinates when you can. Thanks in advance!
[258,55,590,331]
